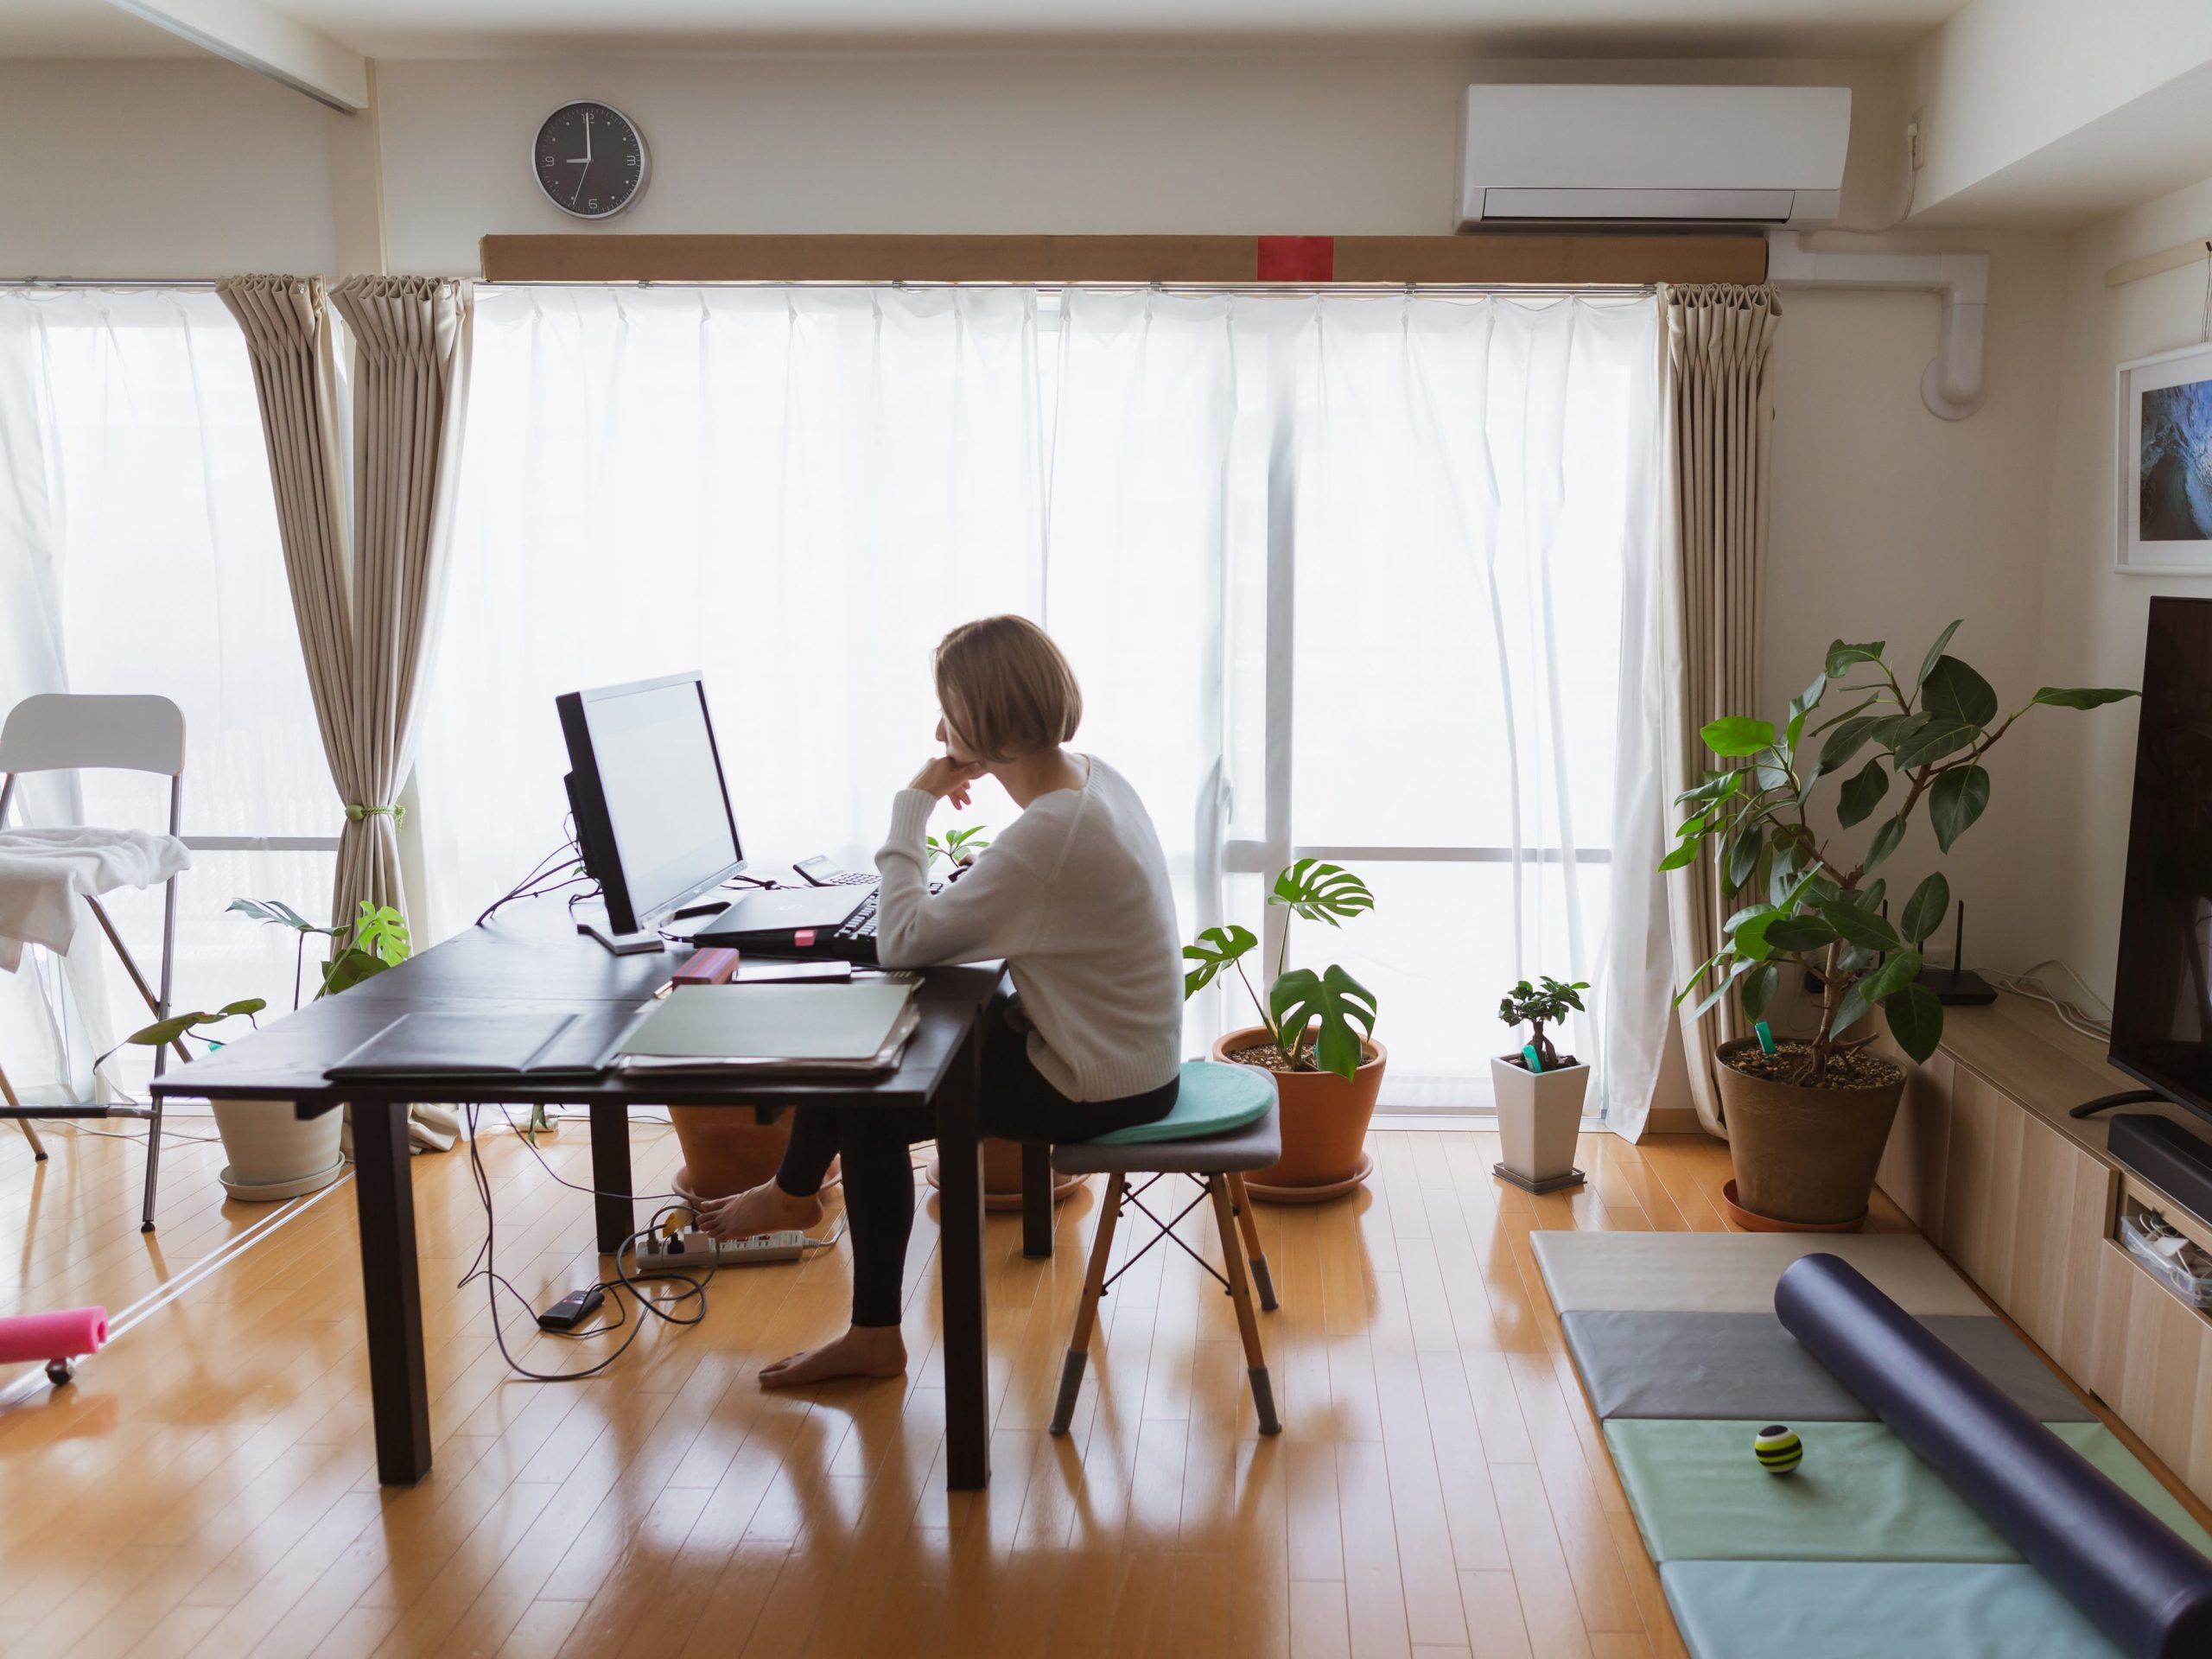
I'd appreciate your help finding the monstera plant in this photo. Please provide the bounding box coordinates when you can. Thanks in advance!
[1664,621,2134,1225]
[1182,861,1387,1202]
[1184,859,1379,1081]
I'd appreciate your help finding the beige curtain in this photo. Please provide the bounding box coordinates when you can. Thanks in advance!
[219,274,472,1154]
[1658,283,1783,1140]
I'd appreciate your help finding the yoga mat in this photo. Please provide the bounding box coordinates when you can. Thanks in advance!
[1662,1561,2130,1659]
[1560,1310,2094,1423]
[1605,1418,2212,1566]
[1531,1231,1987,1316]
[1777,1252,2212,1659]
[0,1306,107,1363]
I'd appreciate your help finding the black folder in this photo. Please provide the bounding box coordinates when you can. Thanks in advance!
[325,1011,601,1081]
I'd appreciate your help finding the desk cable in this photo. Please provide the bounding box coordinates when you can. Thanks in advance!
[462,1103,848,1384]
[461,1103,709,1382]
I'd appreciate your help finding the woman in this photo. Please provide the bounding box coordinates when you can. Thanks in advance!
[699,615,1184,1388]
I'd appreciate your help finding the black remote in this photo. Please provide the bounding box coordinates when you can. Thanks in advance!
[537,1286,607,1332]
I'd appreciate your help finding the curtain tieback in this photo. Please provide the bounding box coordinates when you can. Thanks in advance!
[345,803,406,829]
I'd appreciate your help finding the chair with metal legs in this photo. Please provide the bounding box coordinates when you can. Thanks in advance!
[0,694,189,1230]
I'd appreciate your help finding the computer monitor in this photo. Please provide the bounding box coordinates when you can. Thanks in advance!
[556,671,744,938]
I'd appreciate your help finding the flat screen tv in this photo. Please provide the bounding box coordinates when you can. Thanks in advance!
[2108,595,2212,1121]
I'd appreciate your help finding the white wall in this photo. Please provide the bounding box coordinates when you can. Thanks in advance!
[369,53,1908,273]
[2027,175,2212,1001]
[0,60,337,276]
[1764,227,2069,977]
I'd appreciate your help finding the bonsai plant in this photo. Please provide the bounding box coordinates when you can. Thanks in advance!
[1182,859,1385,1201]
[1664,621,2134,1225]
[1491,976,1591,1193]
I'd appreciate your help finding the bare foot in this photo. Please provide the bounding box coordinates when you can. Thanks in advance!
[696,1180,823,1240]
[759,1325,907,1389]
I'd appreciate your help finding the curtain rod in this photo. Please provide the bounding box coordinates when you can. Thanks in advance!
[2,278,222,289]
[492,279,1658,297]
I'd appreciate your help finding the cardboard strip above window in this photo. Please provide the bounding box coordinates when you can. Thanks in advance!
[477,232,1767,287]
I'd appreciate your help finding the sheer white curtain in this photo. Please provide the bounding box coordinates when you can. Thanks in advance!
[1284,294,1664,1118]
[415,286,1049,928]
[0,289,337,1102]
[421,284,1668,1125]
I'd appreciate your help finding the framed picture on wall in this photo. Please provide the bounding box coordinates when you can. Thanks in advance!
[2118,340,2212,574]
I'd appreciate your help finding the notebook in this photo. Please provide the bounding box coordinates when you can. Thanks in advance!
[327,1011,594,1080]
[613,982,918,1073]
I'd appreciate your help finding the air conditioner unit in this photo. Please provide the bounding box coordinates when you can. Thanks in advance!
[1459,85,1852,231]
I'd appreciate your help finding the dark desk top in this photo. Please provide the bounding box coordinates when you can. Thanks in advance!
[149,898,1002,1113]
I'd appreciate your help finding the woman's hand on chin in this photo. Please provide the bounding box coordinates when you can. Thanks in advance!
[910,754,986,808]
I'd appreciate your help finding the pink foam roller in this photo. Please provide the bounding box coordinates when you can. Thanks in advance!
[0,1306,108,1364]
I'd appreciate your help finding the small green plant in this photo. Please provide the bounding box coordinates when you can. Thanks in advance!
[1499,976,1588,1071]
[1663,621,2133,1084]
[230,898,413,1010]
[1182,859,1380,1081]
[925,824,991,869]
[95,997,267,1074]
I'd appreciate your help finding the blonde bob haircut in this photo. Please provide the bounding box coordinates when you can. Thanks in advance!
[934,615,1084,763]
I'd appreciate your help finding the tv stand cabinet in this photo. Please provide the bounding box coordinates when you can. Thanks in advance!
[1872,994,2212,1506]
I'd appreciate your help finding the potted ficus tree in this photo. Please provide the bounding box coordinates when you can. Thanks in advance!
[1665,622,2134,1226]
[1492,976,1591,1193]
[1183,859,1385,1202]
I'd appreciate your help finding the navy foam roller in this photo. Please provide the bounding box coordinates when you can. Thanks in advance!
[1775,1252,2212,1659]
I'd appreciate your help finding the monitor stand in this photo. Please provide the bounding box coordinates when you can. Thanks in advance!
[573,901,664,957]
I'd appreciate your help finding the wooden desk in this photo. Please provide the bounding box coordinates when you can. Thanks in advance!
[148,899,1008,1493]
[1874,993,2212,1505]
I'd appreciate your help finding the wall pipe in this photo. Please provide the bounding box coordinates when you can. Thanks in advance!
[1765,230,1990,421]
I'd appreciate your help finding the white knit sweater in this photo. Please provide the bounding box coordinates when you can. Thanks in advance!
[873,755,1183,1102]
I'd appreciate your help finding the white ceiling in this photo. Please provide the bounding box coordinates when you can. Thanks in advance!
[8,0,1973,60]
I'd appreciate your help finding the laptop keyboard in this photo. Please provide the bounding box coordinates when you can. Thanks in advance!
[834,880,944,944]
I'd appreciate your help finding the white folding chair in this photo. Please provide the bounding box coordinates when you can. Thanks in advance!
[0,694,188,1231]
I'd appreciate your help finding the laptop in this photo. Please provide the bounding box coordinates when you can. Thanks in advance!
[684,877,944,963]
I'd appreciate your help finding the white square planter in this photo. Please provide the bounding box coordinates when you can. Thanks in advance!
[1491,1055,1589,1193]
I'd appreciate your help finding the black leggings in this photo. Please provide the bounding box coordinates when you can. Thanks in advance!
[775,1016,1177,1328]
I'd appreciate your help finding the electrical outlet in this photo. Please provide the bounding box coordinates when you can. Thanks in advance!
[1907,111,1926,171]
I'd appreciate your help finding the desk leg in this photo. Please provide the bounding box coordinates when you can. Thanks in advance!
[1021,1141,1054,1261]
[352,1102,431,1486]
[588,1103,635,1254]
[938,1023,991,1491]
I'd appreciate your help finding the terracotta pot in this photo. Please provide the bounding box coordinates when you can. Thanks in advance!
[925,1137,1088,1211]
[1212,1025,1387,1203]
[1713,1038,1905,1226]
[669,1106,795,1202]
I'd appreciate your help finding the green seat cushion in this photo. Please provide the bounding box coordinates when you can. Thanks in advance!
[1606,1419,2212,1565]
[1090,1058,1274,1146]
[1662,1562,2129,1659]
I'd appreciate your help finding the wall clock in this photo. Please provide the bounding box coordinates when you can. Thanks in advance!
[532,101,648,220]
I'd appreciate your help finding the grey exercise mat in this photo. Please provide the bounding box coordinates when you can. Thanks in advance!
[1561,1310,2095,1424]
[1531,1230,1988,1316]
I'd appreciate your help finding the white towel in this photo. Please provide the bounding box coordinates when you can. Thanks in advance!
[0,827,193,972]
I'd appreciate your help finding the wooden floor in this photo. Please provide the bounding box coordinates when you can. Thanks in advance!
[0,1113,2190,1659]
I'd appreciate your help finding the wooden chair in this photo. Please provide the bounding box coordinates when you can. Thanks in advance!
[0,694,188,1230]
[1047,1060,1283,1438]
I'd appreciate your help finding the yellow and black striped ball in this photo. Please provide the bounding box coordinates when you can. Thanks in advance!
[1753,1425,1804,1475]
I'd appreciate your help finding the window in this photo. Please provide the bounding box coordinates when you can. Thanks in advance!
[0,289,335,1101]
[422,284,1660,1115]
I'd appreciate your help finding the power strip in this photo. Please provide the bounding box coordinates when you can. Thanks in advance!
[638,1229,807,1269]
